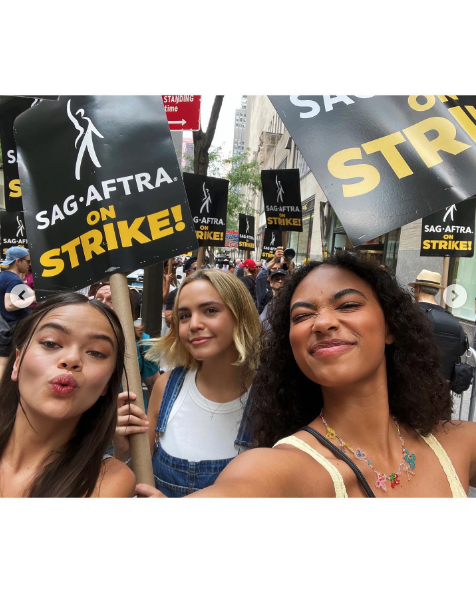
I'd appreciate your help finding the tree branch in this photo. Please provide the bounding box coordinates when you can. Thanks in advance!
[204,95,224,151]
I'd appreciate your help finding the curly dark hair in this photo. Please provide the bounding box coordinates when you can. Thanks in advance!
[251,251,452,447]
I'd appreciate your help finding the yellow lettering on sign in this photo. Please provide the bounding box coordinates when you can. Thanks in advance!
[403,117,471,168]
[81,230,106,261]
[148,210,173,240]
[103,223,119,250]
[8,179,22,198]
[100,205,116,221]
[117,217,151,246]
[61,237,81,268]
[328,147,380,198]
[447,106,476,144]
[408,96,436,112]
[40,248,65,277]
[362,132,413,179]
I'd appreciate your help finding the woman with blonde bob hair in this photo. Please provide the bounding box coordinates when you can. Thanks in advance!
[114,269,261,496]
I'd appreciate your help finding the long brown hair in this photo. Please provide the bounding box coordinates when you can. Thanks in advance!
[0,293,125,497]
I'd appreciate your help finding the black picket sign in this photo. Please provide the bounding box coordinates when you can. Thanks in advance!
[183,173,228,247]
[0,211,28,258]
[14,96,198,298]
[261,229,283,260]
[0,96,35,212]
[269,95,476,246]
[261,169,302,232]
[238,214,255,250]
[420,198,475,257]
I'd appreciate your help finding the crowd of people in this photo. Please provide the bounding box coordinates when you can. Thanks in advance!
[0,244,475,498]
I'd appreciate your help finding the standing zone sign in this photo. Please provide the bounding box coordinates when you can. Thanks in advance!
[162,95,201,131]
[15,96,198,298]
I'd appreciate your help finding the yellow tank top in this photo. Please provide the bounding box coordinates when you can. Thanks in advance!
[273,432,467,498]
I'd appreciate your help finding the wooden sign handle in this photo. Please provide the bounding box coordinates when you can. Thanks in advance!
[196,246,205,270]
[110,272,155,488]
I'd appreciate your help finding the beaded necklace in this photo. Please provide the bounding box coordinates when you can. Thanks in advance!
[319,411,416,492]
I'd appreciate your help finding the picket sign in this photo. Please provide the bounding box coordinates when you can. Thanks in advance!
[14,96,200,489]
[110,273,155,487]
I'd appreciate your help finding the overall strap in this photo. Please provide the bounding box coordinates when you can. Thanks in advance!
[235,391,254,449]
[155,367,188,434]
[300,426,376,498]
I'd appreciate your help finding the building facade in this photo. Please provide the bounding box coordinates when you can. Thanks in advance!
[233,96,247,160]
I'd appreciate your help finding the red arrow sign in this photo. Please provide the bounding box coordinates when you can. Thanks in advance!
[162,95,201,131]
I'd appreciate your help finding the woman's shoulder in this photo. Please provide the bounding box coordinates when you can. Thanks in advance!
[91,458,136,497]
[432,420,476,447]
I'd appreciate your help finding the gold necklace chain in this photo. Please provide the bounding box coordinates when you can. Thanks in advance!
[196,370,245,420]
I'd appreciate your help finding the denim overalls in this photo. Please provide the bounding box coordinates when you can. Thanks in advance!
[152,367,253,497]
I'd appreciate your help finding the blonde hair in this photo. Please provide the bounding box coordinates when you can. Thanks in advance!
[145,269,261,384]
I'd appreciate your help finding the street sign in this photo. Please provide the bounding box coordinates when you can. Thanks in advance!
[162,95,201,131]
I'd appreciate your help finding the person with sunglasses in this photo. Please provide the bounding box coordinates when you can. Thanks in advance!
[0,247,36,377]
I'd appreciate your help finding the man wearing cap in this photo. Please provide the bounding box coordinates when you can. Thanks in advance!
[259,268,287,329]
[410,269,467,382]
[0,247,36,374]
[240,258,258,305]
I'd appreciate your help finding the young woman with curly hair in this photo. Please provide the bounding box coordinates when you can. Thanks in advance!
[114,269,261,497]
[137,252,476,498]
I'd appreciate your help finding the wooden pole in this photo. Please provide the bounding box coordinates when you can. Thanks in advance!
[110,272,155,487]
[440,256,450,307]
[196,246,205,269]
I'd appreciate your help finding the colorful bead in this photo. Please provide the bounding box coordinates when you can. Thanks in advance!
[354,449,367,461]
[374,472,388,491]
[320,412,417,494]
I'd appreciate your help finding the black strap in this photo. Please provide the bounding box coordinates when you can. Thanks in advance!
[299,426,375,498]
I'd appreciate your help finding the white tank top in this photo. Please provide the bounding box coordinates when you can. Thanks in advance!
[159,369,250,462]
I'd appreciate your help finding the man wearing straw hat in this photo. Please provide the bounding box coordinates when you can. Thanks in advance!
[410,269,467,382]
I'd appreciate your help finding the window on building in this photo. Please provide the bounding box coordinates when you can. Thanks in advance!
[294,147,310,178]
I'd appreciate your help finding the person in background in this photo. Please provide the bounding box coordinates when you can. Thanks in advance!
[410,270,467,383]
[0,247,36,378]
[259,268,287,326]
[256,257,283,312]
[235,260,245,279]
[234,259,243,276]
[164,257,198,329]
[23,262,37,310]
[240,259,258,306]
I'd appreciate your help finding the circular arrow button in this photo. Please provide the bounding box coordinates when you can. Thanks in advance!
[10,283,35,309]
[442,284,467,309]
